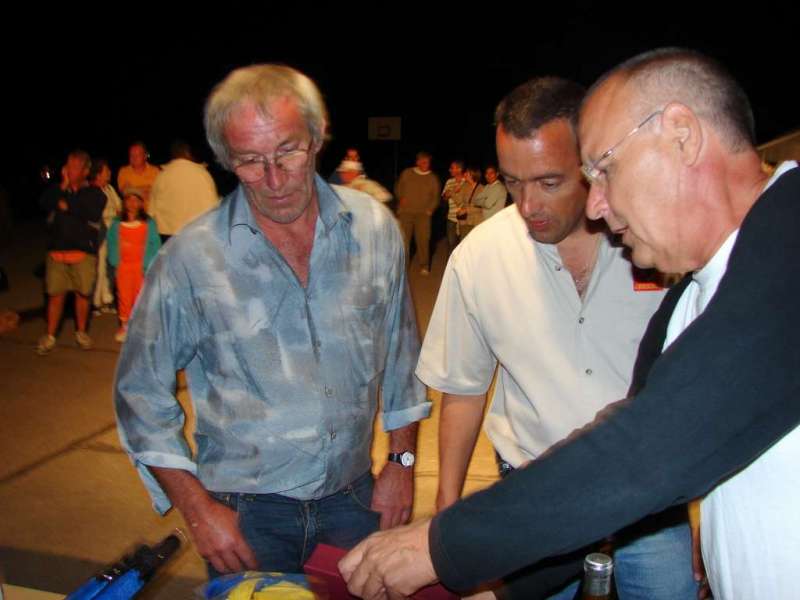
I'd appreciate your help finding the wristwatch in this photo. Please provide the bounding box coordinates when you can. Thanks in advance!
[387,451,416,467]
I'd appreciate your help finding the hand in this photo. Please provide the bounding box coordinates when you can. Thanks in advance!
[183,495,258,574]
[339,518,437,599]
[371,464,413,530]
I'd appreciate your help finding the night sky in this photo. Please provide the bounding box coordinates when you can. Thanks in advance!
[4,5,797,215]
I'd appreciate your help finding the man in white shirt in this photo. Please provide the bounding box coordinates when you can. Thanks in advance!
[417,76,693,599]
[148,141,219,242]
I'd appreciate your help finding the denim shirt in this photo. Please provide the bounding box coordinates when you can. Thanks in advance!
[114,176,430,514]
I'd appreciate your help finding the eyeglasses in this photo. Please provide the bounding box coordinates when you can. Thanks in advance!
[232,144,313,183]
[581,110,663,186]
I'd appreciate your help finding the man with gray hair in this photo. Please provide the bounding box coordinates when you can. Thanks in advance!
[114,64,429,576]
[341,48,800,600]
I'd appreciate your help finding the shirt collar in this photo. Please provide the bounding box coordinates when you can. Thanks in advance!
[315,174,352,231]
[763,160,798,193]
[227,173,351,245]
[692,160,798,289]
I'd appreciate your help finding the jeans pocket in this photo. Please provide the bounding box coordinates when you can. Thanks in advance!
[344,472,379,515]
[208,491,239,512]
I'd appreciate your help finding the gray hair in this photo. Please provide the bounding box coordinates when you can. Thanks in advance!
[68,149,92,170]
[204,64,329,169]
[588,47,755,152]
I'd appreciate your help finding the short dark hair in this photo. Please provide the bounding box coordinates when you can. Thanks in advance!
[495,77,586,138]
[588,47,755,151]
[416,151,432,160]
[88,158,109,181]
[170,140,194,161]
[450,159,464,170]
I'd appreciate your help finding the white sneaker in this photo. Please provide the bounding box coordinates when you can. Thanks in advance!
[114,327,127,343]
[75,331,93,350]
[36,334,56,355]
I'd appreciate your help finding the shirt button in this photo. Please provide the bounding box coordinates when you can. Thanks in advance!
[324,386,334,397]
[555,265,563,271]
[330,431,337,440]
[578,317,585,324]
[585,369,593,376]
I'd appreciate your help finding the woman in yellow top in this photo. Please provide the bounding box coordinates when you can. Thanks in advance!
[117,141,160,210]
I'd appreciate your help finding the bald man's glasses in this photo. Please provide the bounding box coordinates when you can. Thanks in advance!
[581,110,662,186]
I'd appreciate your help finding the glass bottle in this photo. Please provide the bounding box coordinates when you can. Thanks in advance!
[580,552,613,600]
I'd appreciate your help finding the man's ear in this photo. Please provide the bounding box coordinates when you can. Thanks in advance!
[313,120,328,153]
[662,102,703,166]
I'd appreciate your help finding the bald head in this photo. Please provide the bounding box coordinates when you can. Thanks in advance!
[585,47,755,153]
[579,48,767,275]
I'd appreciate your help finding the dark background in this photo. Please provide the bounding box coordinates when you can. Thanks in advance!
[2,3,797,218]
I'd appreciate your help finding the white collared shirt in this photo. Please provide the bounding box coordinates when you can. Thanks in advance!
[417,206,665,465]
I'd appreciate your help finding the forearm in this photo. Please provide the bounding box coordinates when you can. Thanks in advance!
[150,465,212,521]
[151,465,258,572]
[437,393,486,511]
[430,371,800,590]
[388,420,419,453]
[374,420,421,528]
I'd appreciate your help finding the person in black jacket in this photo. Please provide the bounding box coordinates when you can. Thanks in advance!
[37,150,106,354]
[340,47,800,600]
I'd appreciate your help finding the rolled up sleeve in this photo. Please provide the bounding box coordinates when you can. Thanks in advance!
[378,215,430,431]
[114,252,200,514]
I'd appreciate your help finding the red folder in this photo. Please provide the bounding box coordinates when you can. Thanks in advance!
[303,543,458,599]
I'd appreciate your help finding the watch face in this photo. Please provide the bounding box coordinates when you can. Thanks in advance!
[400,451,415,467]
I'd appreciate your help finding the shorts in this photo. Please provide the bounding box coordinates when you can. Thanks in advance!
[46,254,97,296]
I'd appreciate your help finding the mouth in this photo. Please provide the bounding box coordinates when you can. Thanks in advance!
[527,218,550,232]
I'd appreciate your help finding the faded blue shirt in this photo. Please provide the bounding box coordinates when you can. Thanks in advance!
[114,176,430,514]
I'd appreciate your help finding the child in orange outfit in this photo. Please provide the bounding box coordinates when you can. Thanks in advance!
[106,190,161,342]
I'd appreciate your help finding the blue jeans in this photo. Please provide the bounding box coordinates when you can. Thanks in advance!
[546,521,698,600]
[208,471,380,577]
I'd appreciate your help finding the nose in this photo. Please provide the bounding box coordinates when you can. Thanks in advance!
[586,183,609,222]
[263,163,288,190]
[514,183,542,220]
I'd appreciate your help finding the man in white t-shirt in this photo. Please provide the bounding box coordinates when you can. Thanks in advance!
[148,141,219,242]
[416,77,693,599]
